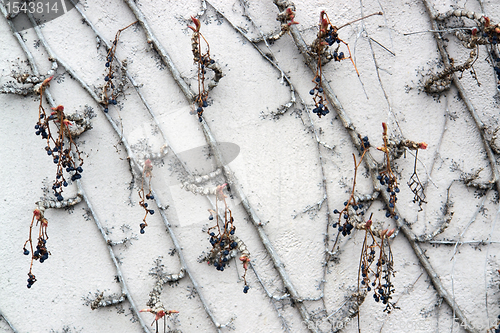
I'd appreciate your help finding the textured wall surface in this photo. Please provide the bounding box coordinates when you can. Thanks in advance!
[1,0,500,332]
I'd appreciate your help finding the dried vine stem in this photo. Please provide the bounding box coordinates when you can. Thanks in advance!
[273,0,479,331]
[122,0,194,102]
[140,257,183,331]
[0,308,19,333]
[69,2,287,330]
[199,121,317,331]
[77,182,146,326]
[421,0,500,194]
[122,0,318,330]
[77,0,279,306]
[17,6,226,331]
[207,0,296,118]
[0,9,151,332]
[68,0,182,170]
[207,0,340,314]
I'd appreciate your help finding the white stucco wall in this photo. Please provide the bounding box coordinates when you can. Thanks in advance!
[1,0,500,332]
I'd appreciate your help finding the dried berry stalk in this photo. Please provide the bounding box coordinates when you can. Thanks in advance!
[358,215,397,314]
[35,77,83,202]
[332,136,371,246]
[424,10,499,93]
[138,159,155,234]
[206,184,251,293]
[189,16,215,122]
[102,21,137,113]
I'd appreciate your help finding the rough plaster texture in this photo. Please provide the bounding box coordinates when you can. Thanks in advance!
[1,0,500,332]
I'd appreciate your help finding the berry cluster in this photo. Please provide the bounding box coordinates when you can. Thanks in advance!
[310,11,351,63]
[207,219,237,273]
[23,208,50,288]
[102,53,117,114]
[35,76,83,201]
[376,123,399,220]
[33,238,50,263]
[359,218,397,312]
[309,11,359,118]
[332,139,370,242]
[139,159,155,234]
[205,184,250,293]
[360,134,371,151]
[27,273,36,289]
[189,16,214,122]
[332,202,363,237]
[101,21,137,113]
[309,77,329,118]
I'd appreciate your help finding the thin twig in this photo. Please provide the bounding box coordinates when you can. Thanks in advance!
[122,1,319,330]
[0,308,19,333]
[273,0,479,331]
[1,8,151,331]
[421,0,500,193]
[214,1,335,314]
[429,240,500,245]
[71,2,289,330]
[450,191,488,332]
[77,181,148,331]
[22,6,225,331]
[249,265,291,332]
[359,0,403,137]
[403,27,475,36]
[122,0,194,102]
